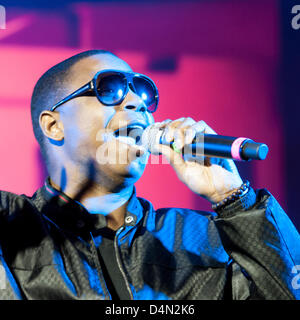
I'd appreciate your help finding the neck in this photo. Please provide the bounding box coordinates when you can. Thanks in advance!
[79,185,134,231]
[49,168,134,231]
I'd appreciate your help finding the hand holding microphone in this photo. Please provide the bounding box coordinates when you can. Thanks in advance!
[141,118,254,204]
[142,120,268,161]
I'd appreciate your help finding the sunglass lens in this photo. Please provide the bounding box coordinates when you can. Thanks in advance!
[96,74,126,105]
[133,77,157,112]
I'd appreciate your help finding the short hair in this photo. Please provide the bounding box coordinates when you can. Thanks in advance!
[31,49,116,163]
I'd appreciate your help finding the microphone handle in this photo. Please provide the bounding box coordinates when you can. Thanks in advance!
[173,134,269,161]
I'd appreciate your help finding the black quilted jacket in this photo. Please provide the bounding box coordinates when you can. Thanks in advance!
[0,180,299,300]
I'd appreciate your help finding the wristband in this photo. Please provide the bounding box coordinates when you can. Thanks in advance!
[212,180,250,211]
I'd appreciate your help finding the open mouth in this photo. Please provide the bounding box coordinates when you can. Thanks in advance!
[113,124,146,146]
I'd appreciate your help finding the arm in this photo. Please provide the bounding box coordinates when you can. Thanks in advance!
[0,191,23,299]
[214,187,300,299]
[152,118,300,299]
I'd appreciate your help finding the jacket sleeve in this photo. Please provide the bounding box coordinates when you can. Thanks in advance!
[0,191,23,299]
[214,187,300,300]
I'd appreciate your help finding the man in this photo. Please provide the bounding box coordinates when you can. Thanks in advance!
[0,50,299,300]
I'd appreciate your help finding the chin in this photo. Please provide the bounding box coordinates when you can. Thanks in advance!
[95,144,149,183]
[113,156,147,185]
[122,160,146,179]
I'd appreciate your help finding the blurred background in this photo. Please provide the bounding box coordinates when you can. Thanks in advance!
[0,0,299,231]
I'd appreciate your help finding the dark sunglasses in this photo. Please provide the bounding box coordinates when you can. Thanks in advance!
[50,69,159,113]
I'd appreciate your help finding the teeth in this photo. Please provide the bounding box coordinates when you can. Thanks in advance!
[128,125,144,130]
[115,125,145,136]
[116,136,136,146]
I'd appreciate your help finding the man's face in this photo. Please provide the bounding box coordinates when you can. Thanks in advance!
[56,53,155,184]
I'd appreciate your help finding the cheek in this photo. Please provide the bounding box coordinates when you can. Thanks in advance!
[146,112,155,125]
[62,105,114,154]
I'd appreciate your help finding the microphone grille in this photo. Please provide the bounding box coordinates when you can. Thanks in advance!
[142,123,163,153]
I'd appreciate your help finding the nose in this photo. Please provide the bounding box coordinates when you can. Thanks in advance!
[124,104,147,112]
[121,85,147,113]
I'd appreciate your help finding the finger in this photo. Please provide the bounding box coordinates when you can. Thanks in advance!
[157,143,186,171]
[154,119,172,130]
[181,120,211,146]
[183,153,205,165]
[173,125,196,149]
[176,117,196,128]
[194,120,217,135]
[184,127,197,145]
[176,118,196,146]
[173,128,186,149]
[173,120,218,157]
[158,119,173,143]
[160,119,172,127]
[163,117,186,143]
[146,120,171,146]
[164,117,194,146]
[190,121,217,166]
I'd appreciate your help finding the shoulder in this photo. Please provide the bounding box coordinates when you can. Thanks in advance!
[0,190,24,210]
[0,190,38,220]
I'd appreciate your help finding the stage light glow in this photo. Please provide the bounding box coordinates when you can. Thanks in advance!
[117,89,123,98]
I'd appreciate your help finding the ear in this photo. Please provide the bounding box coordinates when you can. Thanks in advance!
[39,111,64,141]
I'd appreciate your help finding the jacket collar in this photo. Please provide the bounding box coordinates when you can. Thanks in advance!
[34,177,144,236]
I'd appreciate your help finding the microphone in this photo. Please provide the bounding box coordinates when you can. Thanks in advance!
[141,124,269,161]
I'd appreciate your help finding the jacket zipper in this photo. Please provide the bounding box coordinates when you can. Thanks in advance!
[114,226,134,300]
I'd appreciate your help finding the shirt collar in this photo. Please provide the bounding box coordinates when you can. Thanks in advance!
[37,177,144,235]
